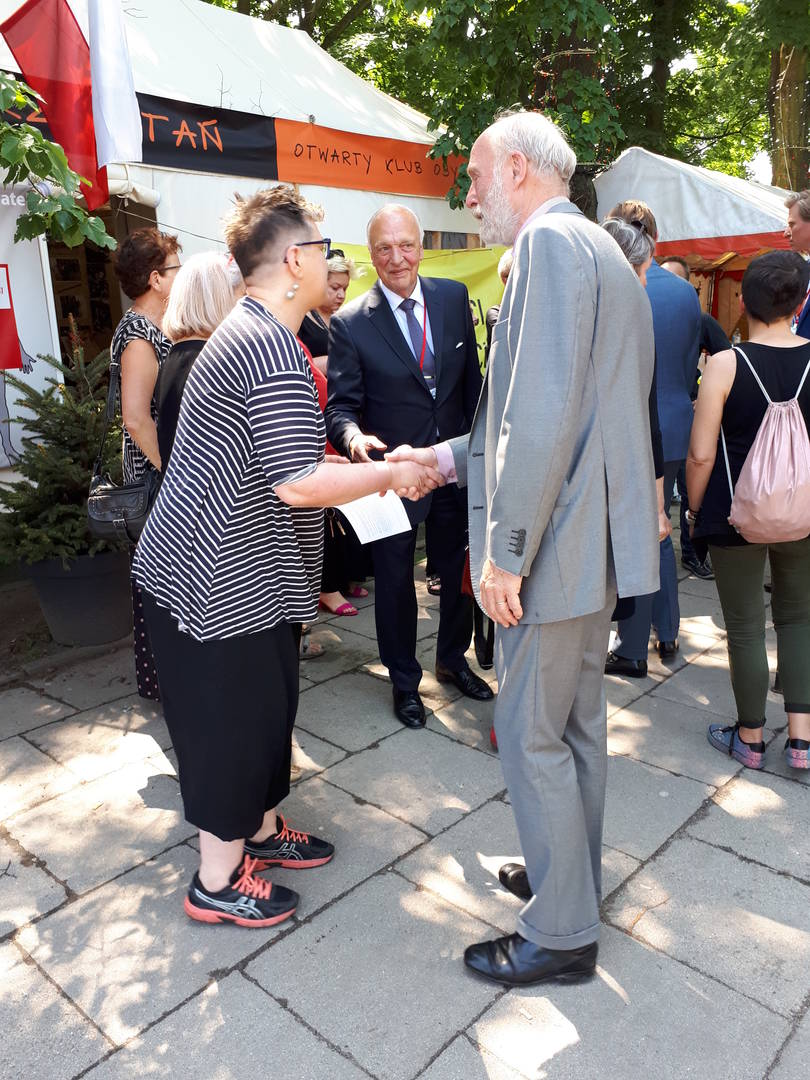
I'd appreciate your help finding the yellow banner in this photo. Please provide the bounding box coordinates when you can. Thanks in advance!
[337,244,506,372]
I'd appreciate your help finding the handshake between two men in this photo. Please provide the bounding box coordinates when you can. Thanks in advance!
[348,431,524,629]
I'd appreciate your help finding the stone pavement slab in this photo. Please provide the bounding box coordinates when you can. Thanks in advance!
[421,1036,524,1080]
[291,725,348,780]
[605,836,810,1016]
[247,872,502,1080]
[7,759,188,895]
[608,694,744,787]
[83,971,369,1080]
[320,589,440,643]
[772,1010,810,1079]
[29,649,136,710]
[651,645,784,724]
[0,735,77,822]
[321,726,506,835]
[17,844,288,1044]
[262,775,424,919]
[644,627,719,679]
[763,752,810,787]
[677,590,726,637]
[296,671,405,751]
[686,771,810,880]
[0,685,74,741]
[428,693,498,754]
[25,695,170,783]
[605,673,654,717]
[0,940,110,1079]
[469,925,789,1080]
[603,754,712,861]
[361,636,477,710]
[299,624,380,684]
[0,835,66,938]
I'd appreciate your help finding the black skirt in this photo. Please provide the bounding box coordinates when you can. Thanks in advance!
[143,593,299,841]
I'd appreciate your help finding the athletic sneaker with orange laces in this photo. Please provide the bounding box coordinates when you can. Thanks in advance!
[184,854,299,927]
[243,813,335,869]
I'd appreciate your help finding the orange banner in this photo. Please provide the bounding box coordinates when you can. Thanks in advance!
[275,119,466,198]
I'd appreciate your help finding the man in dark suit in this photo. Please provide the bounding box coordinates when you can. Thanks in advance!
[325,205,492,727]
[604,200,701,677]
[785,190,810,336]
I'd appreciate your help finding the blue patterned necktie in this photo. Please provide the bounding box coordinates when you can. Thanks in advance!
[399,298,435,388]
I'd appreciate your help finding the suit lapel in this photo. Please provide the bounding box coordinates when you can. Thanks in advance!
[367,281,433,396]
[421,276,444,387]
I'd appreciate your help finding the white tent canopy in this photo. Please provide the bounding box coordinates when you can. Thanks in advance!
[594,147,791,266]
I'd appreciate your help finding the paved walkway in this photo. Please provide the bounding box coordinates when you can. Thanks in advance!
[1,550,808,1079]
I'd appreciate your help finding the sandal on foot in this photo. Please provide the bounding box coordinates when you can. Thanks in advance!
[319,600,358,616]
[707,722,765,769]
[346,585,369,599]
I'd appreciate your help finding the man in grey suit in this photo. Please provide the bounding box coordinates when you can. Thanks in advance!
[389,110,659,985]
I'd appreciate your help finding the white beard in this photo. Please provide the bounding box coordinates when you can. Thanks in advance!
[477,167,520,247]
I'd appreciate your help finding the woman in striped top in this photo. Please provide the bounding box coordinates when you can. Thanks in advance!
[133,187,444,928]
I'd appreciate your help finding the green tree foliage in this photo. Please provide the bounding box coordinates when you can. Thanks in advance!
[1,72,114,249]
[0,333,123,566]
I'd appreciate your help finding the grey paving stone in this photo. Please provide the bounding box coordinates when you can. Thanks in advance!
[29,649,136,709]
[470,925,788,1080]
[678,572,721,600]
[8,760,189,895]
[322,590,439,643]
[421,1036,524,1080]
[83,971,368,1079]
[427,693,498,754]
[0,940,109,1078]
[247,873,501,1080]
[265,775,423,918]
[0,736,77,822]
[608,694,744,787]
[604,754,711,860]
[17,845,288,1044]
[605,674,651,718]
[321,726,506,834]
[297,624,379,684]
[362,634,466,708]
[601,845,641,897]
[25,695,171,783]
[298,673,315,691]
[295,671,405,751]
[291,726,347,780]
[762,752,810,787]
[0,835,66,937]
[0,686,74,741]
[645,627,719,679]
[771,1010,810,1080]
[652,644,785,724]
[677,590,726,636]
[605,836,810,1015]
[687,771,810,880]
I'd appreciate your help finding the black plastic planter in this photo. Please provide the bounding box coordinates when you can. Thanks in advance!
[27,550,132,646]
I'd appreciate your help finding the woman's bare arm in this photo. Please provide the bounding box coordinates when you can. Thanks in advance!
[120,338,161,470]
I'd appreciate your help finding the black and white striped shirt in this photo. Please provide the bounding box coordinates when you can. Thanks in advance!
[110,310,171,484]
[132,296,325,641]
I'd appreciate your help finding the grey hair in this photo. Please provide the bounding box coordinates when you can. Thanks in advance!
[487,109,577,187]
[366,204,423,246]
[497,248,513,283]
[785,190,810,222]
[601,217,655,269]
[162,251,238,342]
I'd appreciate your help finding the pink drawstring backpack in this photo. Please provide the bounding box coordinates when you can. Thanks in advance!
[721,345,810,544]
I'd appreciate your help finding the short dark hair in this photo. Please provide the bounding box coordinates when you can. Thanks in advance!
[114,227,181,300]
[742,251,810,325]
[223,186,322,278]
[660,255,691,280]
[606,199,659,241]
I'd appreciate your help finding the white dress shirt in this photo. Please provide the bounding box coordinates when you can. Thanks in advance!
[377,276,436,358]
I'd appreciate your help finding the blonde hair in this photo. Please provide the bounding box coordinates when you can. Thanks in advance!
[497,248,513,283]
[327,253,360,279]
[163,252,238,342]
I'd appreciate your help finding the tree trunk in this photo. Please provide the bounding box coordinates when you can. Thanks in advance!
[236,0,251,14]
[645,0,677,148]
[769,44,809,190]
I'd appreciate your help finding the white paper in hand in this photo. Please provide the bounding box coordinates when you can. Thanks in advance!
[338,490,411,544]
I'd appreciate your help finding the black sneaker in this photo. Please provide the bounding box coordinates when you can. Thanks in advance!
[243,814,335,870]
[681,554,715,580]
[184,855,298,927]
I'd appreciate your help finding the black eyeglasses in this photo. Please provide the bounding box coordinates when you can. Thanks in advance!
[284,238,332,262]
[158,264,181,275]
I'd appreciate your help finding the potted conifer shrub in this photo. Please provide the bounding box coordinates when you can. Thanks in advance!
[0,333,132,645]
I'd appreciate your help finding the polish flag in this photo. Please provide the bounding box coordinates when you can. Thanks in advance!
[1,0,142,212]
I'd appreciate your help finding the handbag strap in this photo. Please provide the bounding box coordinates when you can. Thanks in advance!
[92,358,120,479]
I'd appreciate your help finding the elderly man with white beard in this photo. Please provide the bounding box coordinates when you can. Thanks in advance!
[387,110,659,985]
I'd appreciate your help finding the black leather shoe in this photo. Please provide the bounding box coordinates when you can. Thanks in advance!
[392,688,426,728]
[657,640,679,660]
[498,862,532,901]
[435,662,494,700]
[464,933,598,986]
[604,651,647,678]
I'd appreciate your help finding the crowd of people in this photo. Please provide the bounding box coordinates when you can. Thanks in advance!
[109,109,810,985]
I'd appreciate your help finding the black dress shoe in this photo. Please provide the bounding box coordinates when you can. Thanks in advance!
[657,640,679,660]
[604,651,647,678]
[464,933,598,986]
[498,862,532,901]
[392,688,426,728]
[435,662,494,700]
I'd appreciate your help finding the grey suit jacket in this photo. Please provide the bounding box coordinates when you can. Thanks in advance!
[449,202,659,624]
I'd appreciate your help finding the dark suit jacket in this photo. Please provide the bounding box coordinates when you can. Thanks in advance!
[646,259,702,462]
[797,291,810,338]
[325,276,482,522]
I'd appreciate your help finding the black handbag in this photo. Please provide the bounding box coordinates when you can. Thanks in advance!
[87,357,161,543]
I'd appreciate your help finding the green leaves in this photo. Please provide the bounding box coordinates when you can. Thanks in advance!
[0,72,115,250]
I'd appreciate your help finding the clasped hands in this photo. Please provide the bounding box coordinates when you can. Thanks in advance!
[348,434,445,502]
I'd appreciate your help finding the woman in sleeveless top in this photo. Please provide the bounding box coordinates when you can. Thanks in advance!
[111,228,181,700]
[687,251,810,771]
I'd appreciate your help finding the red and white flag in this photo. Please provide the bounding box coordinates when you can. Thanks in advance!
[1,0,143,211]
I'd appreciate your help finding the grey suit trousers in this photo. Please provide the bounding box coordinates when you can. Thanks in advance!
[494,591,616,950]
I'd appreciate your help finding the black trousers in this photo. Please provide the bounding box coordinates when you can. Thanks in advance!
[371,486,472,690]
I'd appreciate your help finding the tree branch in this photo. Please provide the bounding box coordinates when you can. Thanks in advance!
[321,0,372,50]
